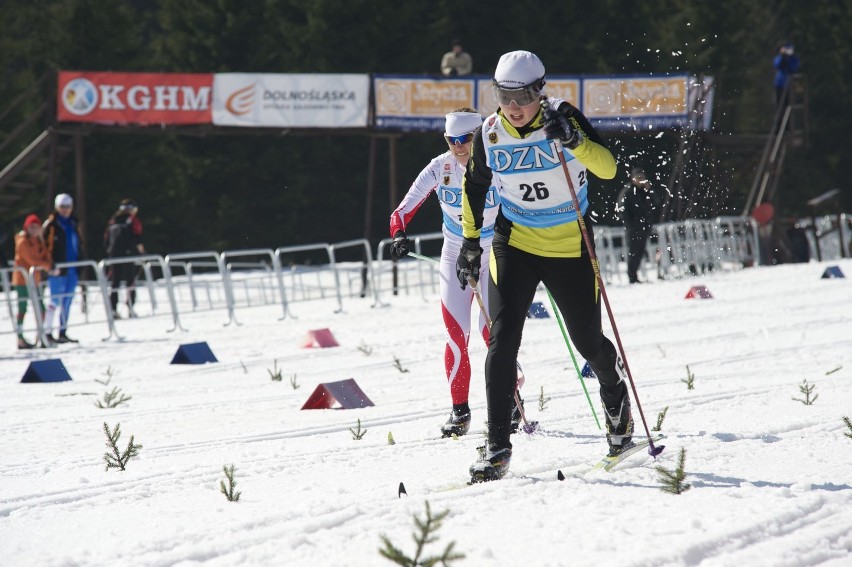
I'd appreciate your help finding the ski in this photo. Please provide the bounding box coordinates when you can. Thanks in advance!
[593,434,666,472]
[430,434,666,493]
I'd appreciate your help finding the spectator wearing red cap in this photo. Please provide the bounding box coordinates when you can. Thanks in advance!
[13,215,53,349]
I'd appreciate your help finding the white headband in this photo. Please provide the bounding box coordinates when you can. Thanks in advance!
[445,112,482,137]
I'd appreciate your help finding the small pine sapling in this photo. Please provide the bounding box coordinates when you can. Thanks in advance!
[268,360,283,382]
[392,356,409,374]
[681,365,695,390]
[387,431,396,445]
[96,366,116,386]
[656,447,691,494]
[538,386,551,412]
[95,386,132,409]
[358,341,373,356]
[220,464,241,502]
[240,360,248,374]
[103,422,142,471]
[289,373,300,390]
[792,379,818,405]
[378,500,465,566]
[350,418,367,440]
[843,416,852,439]
[652,406,669,432]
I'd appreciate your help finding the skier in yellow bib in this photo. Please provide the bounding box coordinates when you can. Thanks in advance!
[458,50,631,482]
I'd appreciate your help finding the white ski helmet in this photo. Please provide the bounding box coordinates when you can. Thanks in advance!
[493,50,546,88]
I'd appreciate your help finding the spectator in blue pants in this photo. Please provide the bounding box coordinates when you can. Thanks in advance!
[43,193,82,344]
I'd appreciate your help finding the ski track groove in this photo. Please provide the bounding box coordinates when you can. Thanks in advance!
[632,495,841,567]
[129,506,365,566]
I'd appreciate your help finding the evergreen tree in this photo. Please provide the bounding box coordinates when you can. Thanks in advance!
[2,1,851,250]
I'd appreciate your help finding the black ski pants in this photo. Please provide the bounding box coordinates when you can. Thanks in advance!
[108,263,138,312]
[485,230,627,449]
[626,225,652,283]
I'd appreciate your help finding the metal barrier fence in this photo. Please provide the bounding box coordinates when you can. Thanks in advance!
[799,213,851,261]
[374,232,444,303]
[0,221,772,346]
[713,216,760,268]
[99,254,185,334]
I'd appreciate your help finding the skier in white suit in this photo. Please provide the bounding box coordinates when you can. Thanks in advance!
[389,109,524,438]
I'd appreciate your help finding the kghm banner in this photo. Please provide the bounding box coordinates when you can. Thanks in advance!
[212,74,369,128]
[57,71,213,125]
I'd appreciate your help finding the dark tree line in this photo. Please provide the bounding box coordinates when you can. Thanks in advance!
[1,0,850,258]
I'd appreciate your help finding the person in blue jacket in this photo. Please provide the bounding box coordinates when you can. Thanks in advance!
[43,193,83,344]
[773,42,800,106]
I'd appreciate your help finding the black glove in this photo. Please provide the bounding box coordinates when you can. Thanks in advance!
[543,107,583,149]
[390,231,411,260]
[456,238,482,290]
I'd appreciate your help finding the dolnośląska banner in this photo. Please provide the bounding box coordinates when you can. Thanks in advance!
[212,73,369,128]
[57,71,213,125]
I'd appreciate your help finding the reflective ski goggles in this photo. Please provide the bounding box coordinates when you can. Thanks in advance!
[444,132,475,145]
[492,79,544,107]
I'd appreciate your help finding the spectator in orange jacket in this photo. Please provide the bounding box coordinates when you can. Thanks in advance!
[13,214,53,349]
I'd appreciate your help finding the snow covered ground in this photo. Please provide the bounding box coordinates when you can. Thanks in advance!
[2,259,851,567]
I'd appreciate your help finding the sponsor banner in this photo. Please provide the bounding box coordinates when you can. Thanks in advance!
[544,79,581,108]
[374,76,475,130]
[378,76,581,130]
[57,71,213,125]
[213,73,369,128]
[583,76,688,118]
[475,78,497,117]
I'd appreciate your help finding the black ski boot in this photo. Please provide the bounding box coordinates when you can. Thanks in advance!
[469,445,512,483]
[57,331,79,344]
[603,396,634,456]
[440,405,471,438]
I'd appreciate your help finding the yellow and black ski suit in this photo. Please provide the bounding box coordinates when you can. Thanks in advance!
[461,98,623,450]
